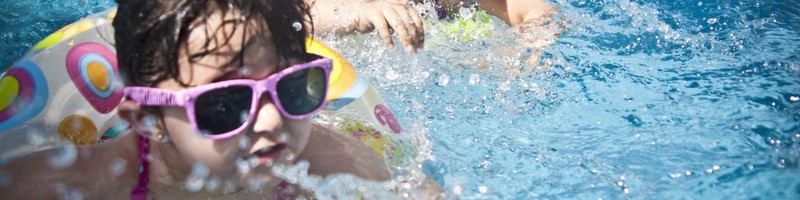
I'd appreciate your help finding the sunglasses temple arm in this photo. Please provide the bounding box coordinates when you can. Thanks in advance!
[123,87,183,107]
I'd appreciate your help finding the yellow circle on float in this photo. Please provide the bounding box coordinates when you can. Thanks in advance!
[107,8,118,22]
[58,115,98,145]
[0,76,20,111]
[62,19,95,39]
[32,31,64,50]
[86,61,110,91]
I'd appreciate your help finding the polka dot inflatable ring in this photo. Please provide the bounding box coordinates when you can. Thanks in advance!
[65,42,122,114]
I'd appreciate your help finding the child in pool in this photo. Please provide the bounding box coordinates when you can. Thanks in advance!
[341,0,559,52]
[313,0,559,53]
[428,0,558,26]
[0,0,438,199]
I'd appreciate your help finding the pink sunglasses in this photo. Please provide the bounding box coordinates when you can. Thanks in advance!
[124,55,332,140]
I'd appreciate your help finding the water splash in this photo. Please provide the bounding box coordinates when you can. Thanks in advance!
[54,183,84,200]
[271,160,403,199]
[136,114,169,142]
[278,132,290,143]
[236,157,251,174]
[238,135,250,150]
[205,177,221,192]
[185,163,210,192]
[108,158,127,177]
[48,143,77,169]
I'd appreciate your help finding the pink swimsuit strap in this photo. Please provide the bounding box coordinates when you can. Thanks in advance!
[127,135,291,199]
[131,135,150,200]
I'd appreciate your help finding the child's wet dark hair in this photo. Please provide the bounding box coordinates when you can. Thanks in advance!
[113,0,311,87]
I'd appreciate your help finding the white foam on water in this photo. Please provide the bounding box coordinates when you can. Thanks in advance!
[48,143,77,169]
[185,163,210,192]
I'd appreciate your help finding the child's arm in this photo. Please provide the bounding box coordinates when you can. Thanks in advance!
[300,124,391,181]
[305,0,425,53]
[0,136,138,198]
[476,0,558,26]
[426,0,558,26]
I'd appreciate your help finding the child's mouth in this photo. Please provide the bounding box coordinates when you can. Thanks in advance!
[251,144,287,165]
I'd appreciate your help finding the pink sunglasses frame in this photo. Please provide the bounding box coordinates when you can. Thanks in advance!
[123,56,332,140]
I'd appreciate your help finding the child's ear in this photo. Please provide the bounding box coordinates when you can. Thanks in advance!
[117,100,142,126]
[118,100,168,142]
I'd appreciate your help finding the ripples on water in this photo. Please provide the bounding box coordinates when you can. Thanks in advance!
[323,0,800,198]
[1,0,799,199]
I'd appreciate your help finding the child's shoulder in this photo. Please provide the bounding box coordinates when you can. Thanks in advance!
[297,123,390,181]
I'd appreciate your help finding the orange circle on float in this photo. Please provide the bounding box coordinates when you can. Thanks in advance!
[0,76,20,111]
[58,115,98,145]
[86,61,110,91]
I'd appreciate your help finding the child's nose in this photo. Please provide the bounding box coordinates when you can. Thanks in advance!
[251,93,283,133]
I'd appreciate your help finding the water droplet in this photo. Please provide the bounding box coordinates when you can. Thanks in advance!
[264,159,274,167]
[248,178,265,191]
[109,158,127,177]
[452,185,463,195]
[238,66,253,77]
[278,133,290,143]
[469,74,480,85]
[186,163,210,192]
[706,18,718,25]
[200,130,213,138]
[285,152,296,161]
[239,136,250,150]
[26,128,45,146]
[223,181,237,193]
[499,80,511,91]
[436,74,450,87]
[236,158,251,174]
[386,70,400,80]
[137,114,163,140]
[49,143,77,169]
[478,185,489,193]
[248,156,259,168]
[239,111,249,125]
[292,21,303,32]
[205,177,220,192]
[55,183,84,200]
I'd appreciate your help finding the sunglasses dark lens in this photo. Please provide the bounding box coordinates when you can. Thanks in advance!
[195,86,253,135]
[277,67,326,115]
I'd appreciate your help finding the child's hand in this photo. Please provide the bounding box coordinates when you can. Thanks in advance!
[512,1,561,50]
[352,0,424,52]
[308,0,424,52]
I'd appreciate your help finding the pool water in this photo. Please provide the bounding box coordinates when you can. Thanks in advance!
[2,0,800,199]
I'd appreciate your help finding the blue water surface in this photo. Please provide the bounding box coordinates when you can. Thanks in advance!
[1,0,799,199]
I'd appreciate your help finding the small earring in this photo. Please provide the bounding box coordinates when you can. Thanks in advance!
[155,131,164,140]
[136,114,169,142]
